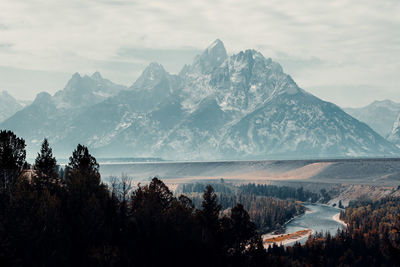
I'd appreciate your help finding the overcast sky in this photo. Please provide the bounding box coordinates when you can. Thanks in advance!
[0,0,399,107]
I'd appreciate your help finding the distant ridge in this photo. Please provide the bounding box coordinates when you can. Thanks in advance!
[344,100,400,137]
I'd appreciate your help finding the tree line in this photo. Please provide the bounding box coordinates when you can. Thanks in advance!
[180,182,323,203]
[238,183,324,203]
[184,190,305,233]
[0,130,265,266]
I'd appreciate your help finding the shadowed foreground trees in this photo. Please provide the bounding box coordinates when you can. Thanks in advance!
[0,130,26,192]
[1,131,400,266]
[0,132,265,267]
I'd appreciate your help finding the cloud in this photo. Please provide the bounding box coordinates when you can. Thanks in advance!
[0,0,399,106]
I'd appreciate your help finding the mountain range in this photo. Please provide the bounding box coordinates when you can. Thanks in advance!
[1,40,399,160]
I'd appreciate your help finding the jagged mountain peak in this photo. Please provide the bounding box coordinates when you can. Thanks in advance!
[71,72,82,80]
[230,49,283,73]
[180,42,301,113]
[91,71,103,81]
[66,72,108,89]
[63,72,85,90]
[143,62,167,76]
[191,39,228,74]
[205,39,226,55]
[51,71,126,109]
[33,92,52,104]
[130,62,174,92]
[236,49,262,58]
[225,49,283,76]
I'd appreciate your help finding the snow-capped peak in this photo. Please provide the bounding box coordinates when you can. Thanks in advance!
[206,39,226,54]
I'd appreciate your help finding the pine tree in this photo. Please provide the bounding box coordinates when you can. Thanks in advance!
[201,185,221,224]
[65,144,101,191]
[64,144,108,265]
[223,204,265,266]
[34,138,58,179]
[198,185,222,251]
[0,130,26,191]
[230,204,258,248]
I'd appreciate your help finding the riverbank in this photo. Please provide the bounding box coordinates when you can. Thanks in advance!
[332,213,347,226]
[262,204,347,248]
[263,229,314,247]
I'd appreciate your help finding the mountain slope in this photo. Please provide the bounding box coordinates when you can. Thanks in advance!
[0,91,25,123]
[344,100,400,137]
[221,92,396,159]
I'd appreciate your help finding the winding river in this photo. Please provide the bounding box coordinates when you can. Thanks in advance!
[283,204,345,245]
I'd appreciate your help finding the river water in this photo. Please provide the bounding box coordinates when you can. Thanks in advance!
[284,204,345,245]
